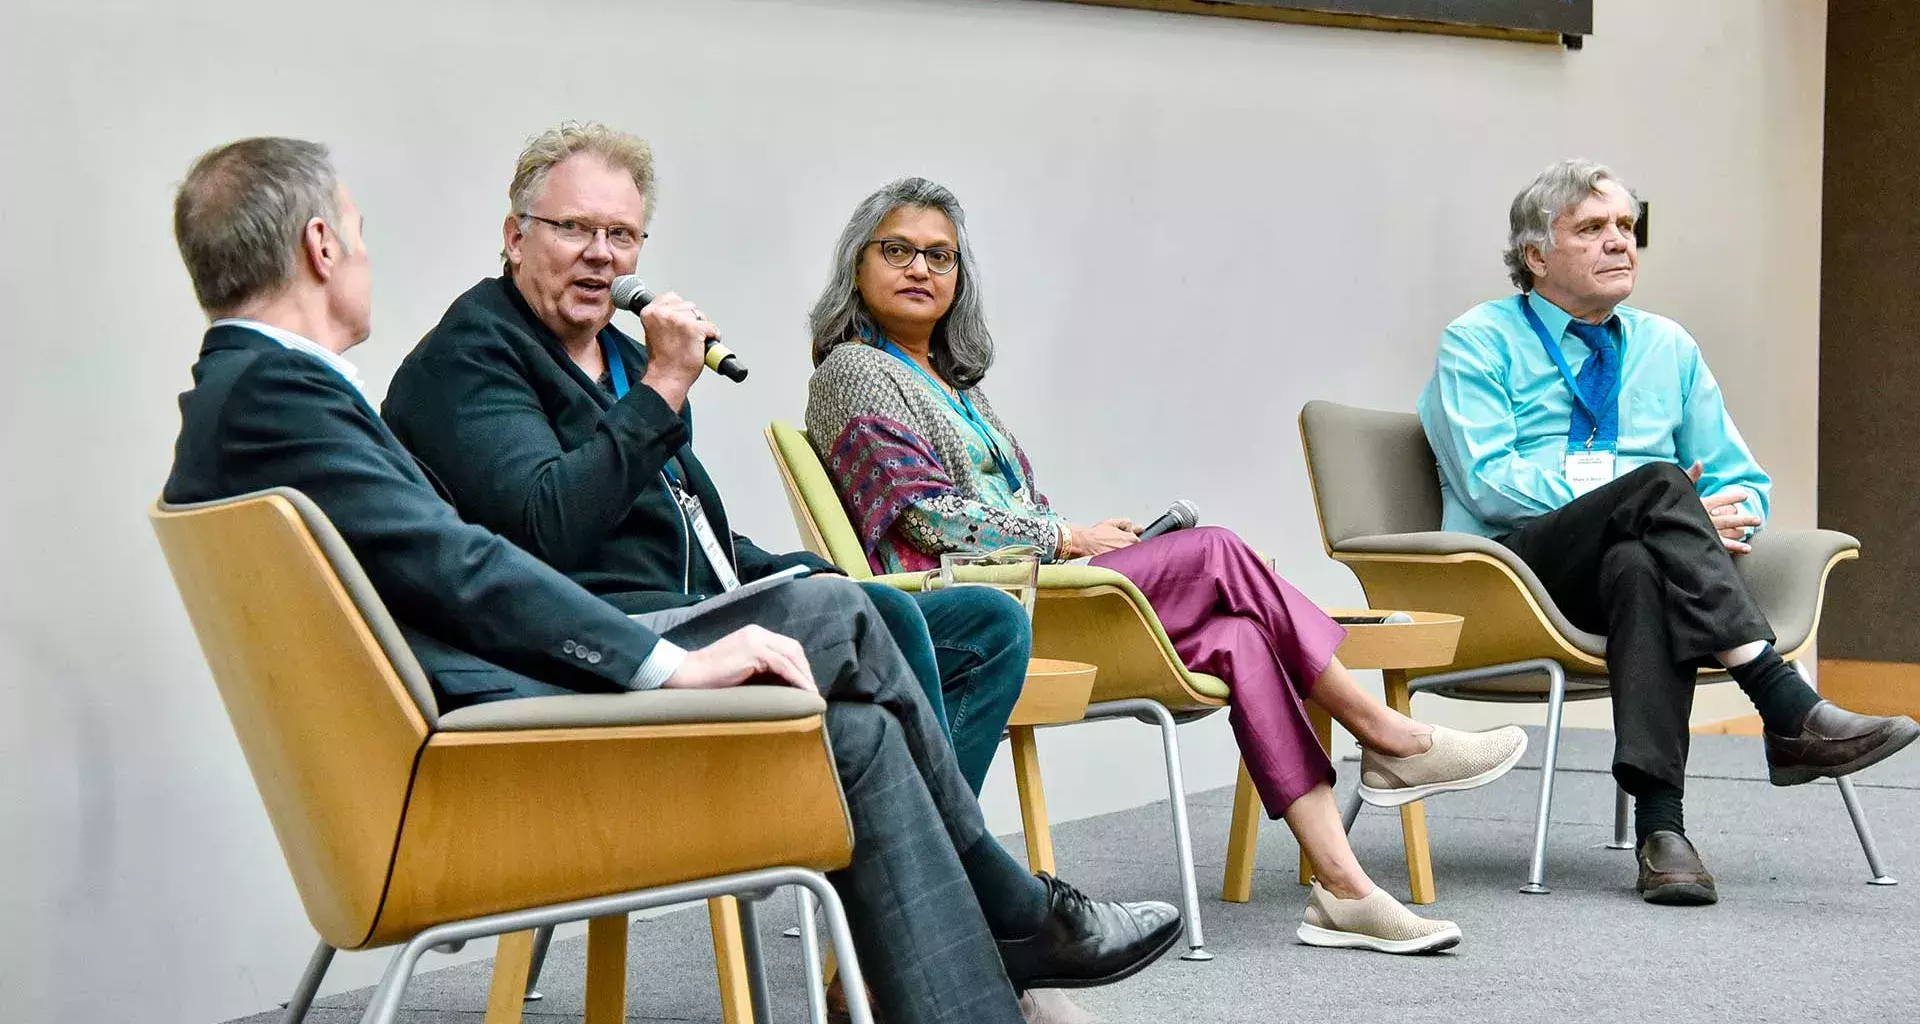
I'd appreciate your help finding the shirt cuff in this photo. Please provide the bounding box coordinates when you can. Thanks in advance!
[627,639,687,691]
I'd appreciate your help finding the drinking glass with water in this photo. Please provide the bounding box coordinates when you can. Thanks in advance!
[919,545,1043,619]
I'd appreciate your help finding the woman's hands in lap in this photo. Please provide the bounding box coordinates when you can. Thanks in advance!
[1066,518,1142,558]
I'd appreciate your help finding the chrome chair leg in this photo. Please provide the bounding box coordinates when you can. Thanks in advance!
[736,895,774,1023]
[522,924,553,1001]
[1521,662,1569,894]
[1087,698,1211,961]
[1792,660,1897,885]
[279,940,334,1024]
[806,875,875,1024]
[796,886,829,1024]
[1340,786,1363,832]
[1606,786,1633,850]
[1836,775,1899,885]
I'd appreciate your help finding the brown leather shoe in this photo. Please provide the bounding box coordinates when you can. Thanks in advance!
[1763,700,1920,787]
[1636,831,1717,906]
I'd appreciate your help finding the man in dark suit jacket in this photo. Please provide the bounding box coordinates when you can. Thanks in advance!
[163,137,1179,1024]
[379,123,1030,798]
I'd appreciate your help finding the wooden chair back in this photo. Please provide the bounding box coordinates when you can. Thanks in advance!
[151,489,431,950]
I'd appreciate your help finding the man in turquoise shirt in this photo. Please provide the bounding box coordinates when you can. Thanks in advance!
[1419,159,1917,906]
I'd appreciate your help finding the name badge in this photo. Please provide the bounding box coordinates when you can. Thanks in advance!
[1564,449,1618,498]
[671,483,742,592]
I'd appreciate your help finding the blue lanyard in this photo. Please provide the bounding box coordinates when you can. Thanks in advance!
[1517,294,1621,450]
[878,341,1023,491]
[600,336,630,399]
[602,336,684,486]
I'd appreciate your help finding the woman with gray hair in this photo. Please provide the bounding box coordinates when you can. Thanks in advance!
[805,178,1527,954]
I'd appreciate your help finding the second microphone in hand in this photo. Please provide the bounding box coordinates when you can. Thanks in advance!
[1138,499,1199,541]
[610,275,749,383]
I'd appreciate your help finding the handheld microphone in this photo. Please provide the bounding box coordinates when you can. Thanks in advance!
[609,275,749,383]
[1138,499,1199,541]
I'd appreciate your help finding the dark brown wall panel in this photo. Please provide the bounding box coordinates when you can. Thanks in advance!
[1819,0,1920,662]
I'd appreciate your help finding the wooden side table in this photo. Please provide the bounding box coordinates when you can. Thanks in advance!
[1219,609,1464,906]
[1006,658,1097,874]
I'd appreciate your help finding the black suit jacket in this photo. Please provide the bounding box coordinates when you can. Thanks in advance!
[382,277,831,614]
[164,325,673,709]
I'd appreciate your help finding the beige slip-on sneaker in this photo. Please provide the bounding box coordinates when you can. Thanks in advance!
[1296,881,1461,954]
[1359,724,1527,807]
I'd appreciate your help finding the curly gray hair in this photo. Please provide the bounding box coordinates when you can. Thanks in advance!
[1503,158,1640,291]
[808,177,994,389]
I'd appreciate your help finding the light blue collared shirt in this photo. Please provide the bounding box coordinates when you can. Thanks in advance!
[1416,292,1770,538]
[214,318,686,690]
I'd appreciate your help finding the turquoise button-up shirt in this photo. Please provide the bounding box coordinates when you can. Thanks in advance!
[1416,291,1770,538]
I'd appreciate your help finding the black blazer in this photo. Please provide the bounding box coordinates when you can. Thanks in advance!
[164,325,671,709]
[383,277,831,614]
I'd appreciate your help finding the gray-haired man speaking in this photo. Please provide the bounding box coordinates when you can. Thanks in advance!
[1417,158,1918,905]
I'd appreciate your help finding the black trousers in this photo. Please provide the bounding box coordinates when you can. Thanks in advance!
[1497,462,1774,792]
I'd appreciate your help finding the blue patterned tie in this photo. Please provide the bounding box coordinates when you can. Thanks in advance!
[1565,320,1619,449]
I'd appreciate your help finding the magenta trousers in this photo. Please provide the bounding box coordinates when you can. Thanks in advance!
[1092,526,1346,818]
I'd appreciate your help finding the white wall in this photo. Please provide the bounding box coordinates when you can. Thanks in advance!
[0,0,1826,1020]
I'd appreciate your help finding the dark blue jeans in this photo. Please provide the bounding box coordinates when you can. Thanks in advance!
[859,583,1030,794]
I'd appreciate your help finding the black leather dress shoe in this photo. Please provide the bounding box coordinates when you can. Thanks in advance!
[1637,831,1717,906]
[997,874,1183,990]
[1764,700,1920,787]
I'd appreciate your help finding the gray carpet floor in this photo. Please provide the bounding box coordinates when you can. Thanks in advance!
[232,726,1920,1024]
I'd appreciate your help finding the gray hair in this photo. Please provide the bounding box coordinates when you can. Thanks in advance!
[173,137,343,315]
[1502,158,1640,291]
[808,177,994,389]
[503,122,657,269]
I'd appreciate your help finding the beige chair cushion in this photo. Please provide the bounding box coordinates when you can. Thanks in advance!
[1336,524,1858,661]
[439,686,828,732]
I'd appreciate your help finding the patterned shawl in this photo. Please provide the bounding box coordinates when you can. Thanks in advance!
[805,341,1050,574]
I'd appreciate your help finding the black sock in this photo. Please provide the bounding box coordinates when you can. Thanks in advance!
[1726,646,1821,736]
[960,836,1050,938]
[1634,783,1686,844]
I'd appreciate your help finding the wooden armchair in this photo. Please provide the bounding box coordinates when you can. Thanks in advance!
[150,488,873,1024]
